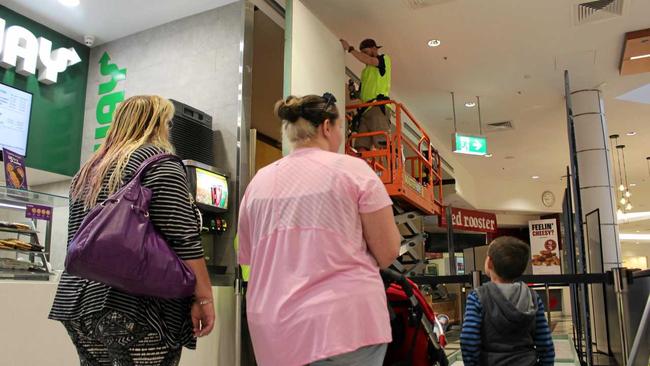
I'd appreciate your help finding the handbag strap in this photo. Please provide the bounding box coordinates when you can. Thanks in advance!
[129,153,183,184]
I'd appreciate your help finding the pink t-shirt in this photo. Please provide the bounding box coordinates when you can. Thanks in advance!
[238,147,393,366]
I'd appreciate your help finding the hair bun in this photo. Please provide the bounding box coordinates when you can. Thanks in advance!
[275,96,302,123]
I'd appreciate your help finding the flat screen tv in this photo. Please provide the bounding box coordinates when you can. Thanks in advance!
[0,83,32,157]
[184,160,229,213]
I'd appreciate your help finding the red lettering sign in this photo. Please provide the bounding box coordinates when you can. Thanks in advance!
[439,207,498,234]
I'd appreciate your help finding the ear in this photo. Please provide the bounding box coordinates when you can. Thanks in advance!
[321,119,332,137]
[485,256,493,272]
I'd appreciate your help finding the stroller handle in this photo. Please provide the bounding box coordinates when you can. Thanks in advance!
[380,268,415,298]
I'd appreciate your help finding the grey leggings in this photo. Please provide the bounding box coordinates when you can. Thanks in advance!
[62,310,182,366]
[310,344,388,366]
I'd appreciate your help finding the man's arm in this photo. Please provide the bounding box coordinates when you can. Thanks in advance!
[340,39,379,66]
[460,291,482,366]
[534,296,555,365]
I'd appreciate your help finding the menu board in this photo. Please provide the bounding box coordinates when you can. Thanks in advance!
[0,84,32,156]
[528,219,562,274]
[195,168,228,210]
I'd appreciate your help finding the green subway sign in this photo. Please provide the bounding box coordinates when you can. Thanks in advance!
[452,133,488,156]
[94,52,126,150]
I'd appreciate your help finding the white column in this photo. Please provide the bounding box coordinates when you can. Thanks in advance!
[572,88,622,354]
[572,89,622,269]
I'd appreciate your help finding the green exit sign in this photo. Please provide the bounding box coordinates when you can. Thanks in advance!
[453,133,488,156]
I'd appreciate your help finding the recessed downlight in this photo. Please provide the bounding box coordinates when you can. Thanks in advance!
[484,154,493,158]
[59,0,80,6]
[427,39,441,48]
[630,183,637,187]
[531,175,540,180]
[465,102,476,108]
[627,131,637,136]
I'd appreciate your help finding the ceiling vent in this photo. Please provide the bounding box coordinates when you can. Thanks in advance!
[484,121,514,133]
[574,0,624,26]
[403,0,455,10]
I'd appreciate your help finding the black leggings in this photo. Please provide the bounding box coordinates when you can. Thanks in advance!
[62,310,182,366]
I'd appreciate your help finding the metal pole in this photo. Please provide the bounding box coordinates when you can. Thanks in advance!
[477,96,482,136]
[613,267,630,365]
[564,70,593,366]
[234,268,243,366]
[451,92,457,133]
[446,206,456,275]
[626,293,650,366]
[545,283,552,326]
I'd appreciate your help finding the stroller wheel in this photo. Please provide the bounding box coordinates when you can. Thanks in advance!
[433,347,449,366]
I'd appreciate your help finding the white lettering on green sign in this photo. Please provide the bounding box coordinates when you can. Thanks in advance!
[0,18,82,84]
[94,52,126,151]
[453,133,488,156]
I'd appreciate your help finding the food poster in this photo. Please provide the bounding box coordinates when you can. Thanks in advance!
[528,219,562,274]
[3,148,27,190]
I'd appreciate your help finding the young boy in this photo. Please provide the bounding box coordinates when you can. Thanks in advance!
[460,236,555,366]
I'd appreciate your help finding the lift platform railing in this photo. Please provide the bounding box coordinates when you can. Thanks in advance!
[345,100,444,216]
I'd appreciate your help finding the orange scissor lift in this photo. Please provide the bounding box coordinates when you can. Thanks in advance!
[346,100,444,276]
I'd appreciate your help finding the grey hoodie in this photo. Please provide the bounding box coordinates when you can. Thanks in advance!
[476,281,539,366]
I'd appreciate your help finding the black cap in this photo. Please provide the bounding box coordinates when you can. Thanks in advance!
[359,39,382,50]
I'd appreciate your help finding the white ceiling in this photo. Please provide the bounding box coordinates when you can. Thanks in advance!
[303,0,650,222]
[1,0,238,45]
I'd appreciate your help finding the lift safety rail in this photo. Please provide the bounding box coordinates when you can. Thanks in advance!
[345,100,444,216]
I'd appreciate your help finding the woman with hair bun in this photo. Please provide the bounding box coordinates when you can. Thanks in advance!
[238,93,401,365]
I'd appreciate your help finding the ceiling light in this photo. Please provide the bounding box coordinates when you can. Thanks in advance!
[620,197,627,205]
[626,203,633,211]
[59,0,80,6]
[620,233,650,241]
[617,210,650,223]
[484,154,493,158]
[427,39,441,48]
[619,184,626,192]
[630,183,637,187]
[627,131,637,136]
[625,191,632,198]
[531,175,540,180]
[465,102,476,108]
[630,54,650,61]
[0,203,26,210]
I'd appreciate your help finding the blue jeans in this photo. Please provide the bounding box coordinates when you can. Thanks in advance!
[310,344,388,366]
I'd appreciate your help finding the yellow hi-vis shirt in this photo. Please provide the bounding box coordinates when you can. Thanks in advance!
[234,235,250,281]
[360,54,391,103]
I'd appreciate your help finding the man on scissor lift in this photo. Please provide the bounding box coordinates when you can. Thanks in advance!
[340,38,392,151]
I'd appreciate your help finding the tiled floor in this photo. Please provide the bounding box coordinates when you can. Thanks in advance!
[444,314,586,365]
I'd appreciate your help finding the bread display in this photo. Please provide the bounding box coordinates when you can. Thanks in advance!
[0,238,43,251]
[0,221,33,231]
[0,258,32,271]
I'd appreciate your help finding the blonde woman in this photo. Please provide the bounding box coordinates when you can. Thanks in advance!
[238,93,401,365]
[49,96,214,365]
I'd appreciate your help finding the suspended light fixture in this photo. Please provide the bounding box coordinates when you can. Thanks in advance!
[610,135,633,212]
[616,143,633,211]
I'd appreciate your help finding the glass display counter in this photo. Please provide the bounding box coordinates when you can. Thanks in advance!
[0,186,69,280]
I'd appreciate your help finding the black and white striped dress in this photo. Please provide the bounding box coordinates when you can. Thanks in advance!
[49,145,204,349]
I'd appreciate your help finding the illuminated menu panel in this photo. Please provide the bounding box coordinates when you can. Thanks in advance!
[195,168,228,210]
[0,84,32,156]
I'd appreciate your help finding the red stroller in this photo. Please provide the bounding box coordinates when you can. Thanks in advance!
[381,269,449,366]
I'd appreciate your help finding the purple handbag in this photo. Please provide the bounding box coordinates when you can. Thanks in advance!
[65,154,197,299]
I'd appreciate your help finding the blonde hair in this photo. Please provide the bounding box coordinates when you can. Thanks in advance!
[71,95,175,209]
[275,95,339,147]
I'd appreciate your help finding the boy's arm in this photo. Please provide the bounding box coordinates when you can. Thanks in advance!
[460,291,483,366]
[534,296,555,365]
